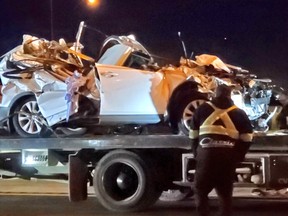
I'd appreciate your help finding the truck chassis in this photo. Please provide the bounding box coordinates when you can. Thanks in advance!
[1,131,288,211]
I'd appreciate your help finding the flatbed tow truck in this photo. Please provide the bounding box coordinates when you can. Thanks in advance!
[1,128,288,212]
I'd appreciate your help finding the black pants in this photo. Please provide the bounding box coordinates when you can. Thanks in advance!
[194,150,236,216]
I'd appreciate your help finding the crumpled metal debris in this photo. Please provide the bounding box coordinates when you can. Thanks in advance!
[1,34,96,121]
[7,34,95,81]
[155,54,231,103]
[65,71,88,121]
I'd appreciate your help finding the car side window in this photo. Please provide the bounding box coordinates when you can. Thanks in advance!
[123,51,152,70]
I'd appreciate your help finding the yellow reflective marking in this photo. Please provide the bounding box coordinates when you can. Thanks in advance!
[189,130,199,139]
[200,102,239,138]
[239,133,254,142]
[200,125,239,139]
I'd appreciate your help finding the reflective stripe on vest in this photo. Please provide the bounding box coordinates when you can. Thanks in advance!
[189,129,199,139]
[199,102,239,139]
[240,132,254,142]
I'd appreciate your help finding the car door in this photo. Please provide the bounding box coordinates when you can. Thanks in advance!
[96,64,165,124]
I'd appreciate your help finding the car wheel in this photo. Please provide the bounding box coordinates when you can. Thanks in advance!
[178,95,207,136]
[93,150,161,212]
[12,96,51,137]
[167,90,207,135]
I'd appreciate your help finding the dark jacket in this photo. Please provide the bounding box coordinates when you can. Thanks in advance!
[189,96,253,162]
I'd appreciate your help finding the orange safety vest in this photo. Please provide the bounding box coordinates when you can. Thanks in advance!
[199,102,239,139]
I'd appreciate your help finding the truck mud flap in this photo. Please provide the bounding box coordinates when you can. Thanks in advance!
[68,154,88,202]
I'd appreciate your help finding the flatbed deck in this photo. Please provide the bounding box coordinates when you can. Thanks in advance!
[0,130,287,152]
[0,134,191,150]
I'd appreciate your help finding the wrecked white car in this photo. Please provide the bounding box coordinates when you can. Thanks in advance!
[0,24,286,137]
[0,32,209,137]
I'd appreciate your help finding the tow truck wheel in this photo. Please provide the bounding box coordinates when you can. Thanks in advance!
[93,150,161,212]
[12,96,51,137]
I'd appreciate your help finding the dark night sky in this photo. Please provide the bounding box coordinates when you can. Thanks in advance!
[1,0,288,88]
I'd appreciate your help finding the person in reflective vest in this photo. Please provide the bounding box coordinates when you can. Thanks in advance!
[189,84,253,216]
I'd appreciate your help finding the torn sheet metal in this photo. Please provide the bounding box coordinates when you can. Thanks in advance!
[0,34,98,125]
[191,54,231,73]
[65,71,88,121]
[154,54,231,103]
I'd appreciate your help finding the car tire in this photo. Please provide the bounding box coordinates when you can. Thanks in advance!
[177,93,208,136]
[93,150,161,212]
[168,89,207,135]
[12,96,51,137]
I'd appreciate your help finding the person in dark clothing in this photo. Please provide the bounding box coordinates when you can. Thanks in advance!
[189,84,253,216]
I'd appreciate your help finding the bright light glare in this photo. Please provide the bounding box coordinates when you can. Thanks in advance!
[25,156,34,165]
[86,0,100,8]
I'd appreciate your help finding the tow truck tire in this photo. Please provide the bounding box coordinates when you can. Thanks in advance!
[93,150,161,212]
[12,96,51,138]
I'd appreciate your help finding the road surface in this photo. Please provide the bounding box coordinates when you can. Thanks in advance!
[0,195,288,216]
[0,178,288,216]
